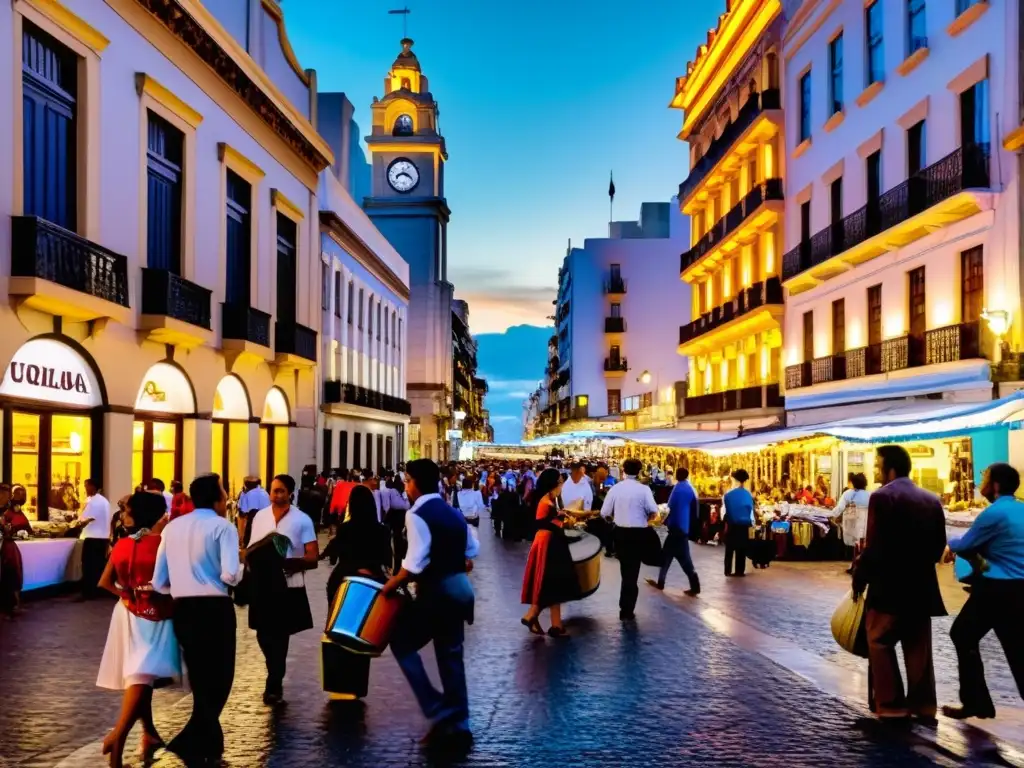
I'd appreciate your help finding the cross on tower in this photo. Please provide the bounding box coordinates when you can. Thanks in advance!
[388,6,411,39]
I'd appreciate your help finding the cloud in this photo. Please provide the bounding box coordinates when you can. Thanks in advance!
[489,415,521,423]
[452,266,557,334]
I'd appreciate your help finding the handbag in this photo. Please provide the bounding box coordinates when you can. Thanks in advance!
[639,526,663,567]
[830,588,868,658]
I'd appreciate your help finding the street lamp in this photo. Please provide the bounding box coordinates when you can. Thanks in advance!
[982,308,1012,360]
[638,370,652,385]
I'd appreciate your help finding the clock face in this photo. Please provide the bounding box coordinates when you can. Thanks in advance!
[387,158,419,193]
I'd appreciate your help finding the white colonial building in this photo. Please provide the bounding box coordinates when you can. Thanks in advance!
[0,0,332,514]
[781,0,1021,426]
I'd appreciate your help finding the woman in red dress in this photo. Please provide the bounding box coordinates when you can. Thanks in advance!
[520,468,578,638]
[0,483,31,618]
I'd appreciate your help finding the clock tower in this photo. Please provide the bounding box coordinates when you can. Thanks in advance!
[365,38,453,461]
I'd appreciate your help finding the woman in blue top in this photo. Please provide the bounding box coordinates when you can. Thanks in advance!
[723,469,754,577]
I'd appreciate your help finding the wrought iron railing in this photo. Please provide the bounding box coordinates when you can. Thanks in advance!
[678,89,781,203]
[785,361,811,390]
[275,321,317,362]
[605,317,626,333]
[222,303,271,348]
[925,321,982,365]
[604,357,628,372]
[783,143,990,281]
[682,383,781,417]
[12,215,129,307]
[325,382,412,416]
[604,277,627,294]
[679,277,783,346]
[141,268,212,329]
[681,178,784,273]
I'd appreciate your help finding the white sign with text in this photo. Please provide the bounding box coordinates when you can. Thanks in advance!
[0,338,102,408]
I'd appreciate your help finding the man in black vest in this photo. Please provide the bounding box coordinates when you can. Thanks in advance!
[382,459,478,749]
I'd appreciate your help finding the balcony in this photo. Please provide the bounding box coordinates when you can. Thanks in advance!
[783,143,992,294]
[222,303,272,358]
[605,317,626,334]
[677,277,783,356]
[785,355,847,390]
[140,268,213,347]
[324,382,412,417]
[678,89,782,206]
[604,277,627,295]
[275,321,317,365]
[10,215,131,324]
[680,178,784,279]
[680,383,783,418]
[604,357,628,377]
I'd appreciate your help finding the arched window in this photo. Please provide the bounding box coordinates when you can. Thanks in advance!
[393,113,414,136]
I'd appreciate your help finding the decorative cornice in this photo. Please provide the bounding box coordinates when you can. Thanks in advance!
[319,211,411,302]
[136,73,204,128]
[132,0,331,173]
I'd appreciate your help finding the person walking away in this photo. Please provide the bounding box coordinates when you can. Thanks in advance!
[237,477,270,546]
[833,472,871,572]
[456,477,485,526]
[96,492,179,767]
[247,474,317,706]
[600,458,658,621]
[723,469,754,578]
[168,481,194,522]
[381,459,478,749]
[560,461,594,513]
[322,485,392,605]
[647,467,700,596]
[853,445,946,721]
[152,473,242,762]
[0,484,29,617]
[942,462,1024,720]
[520,469,577,637]
[79,479,112,600]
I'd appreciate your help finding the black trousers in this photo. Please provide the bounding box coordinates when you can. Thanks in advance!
[256,629,290,697]
[724,524,750,576]
[951,578,1024,713]
[658,530,699,591]
[80,538,109,598]
[169,597,236,760]
[615,528,647,616]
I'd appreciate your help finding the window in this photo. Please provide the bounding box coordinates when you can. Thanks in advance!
[798,70,812,142]
[377,303,382,340]
[868,284,882,346]
[338,431,349,472]
[385,436,394,470]
[866,150,882,201]
[907,0,927,54]
[393,114,413,136]
[866,1,884,86]
[955,0,981,15]
[398,319,402,350]
[347,282,354,324]
[358,289,364,329]
[960,246,984,322]
[225,170,251,306]
[365,433,374,472]
[800,200,811,243]
[321,263,329,310]
[607,389,621,416]
[22,22,78,231]
[830,177,843,225]
[960,78,990,147]
[748,156,758,186]
[829,33,844,115]
[322,429,333,473]
[610,344,621,364]
[392,314,398,348]
[803,311,814,362]
[352,431,361,470]
[909,266,926,338]
[333,271,342,317]
[377,435,384,471]
[146,112,183,273]
[908,120,926,175]
[832,299,846,354]
[610,263,621,280]
[385,310,390,345]
[275,214,297,325]
[610,302,621,318]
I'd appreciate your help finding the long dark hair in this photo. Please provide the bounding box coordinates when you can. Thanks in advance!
[528,468,562,517]
[346,485,380,528]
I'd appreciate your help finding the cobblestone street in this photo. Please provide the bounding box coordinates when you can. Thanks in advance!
[1,525,1021,767]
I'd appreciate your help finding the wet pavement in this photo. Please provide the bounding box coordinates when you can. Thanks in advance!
[0,523,1020,767]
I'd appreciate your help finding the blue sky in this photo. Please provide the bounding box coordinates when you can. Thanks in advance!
[287,0,722,334]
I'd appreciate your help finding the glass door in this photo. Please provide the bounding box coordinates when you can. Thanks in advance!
[8,410,91,521]
[132,418,180,490]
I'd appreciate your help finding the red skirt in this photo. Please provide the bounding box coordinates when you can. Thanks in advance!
[0,539,24,612]
[521,529,579,608]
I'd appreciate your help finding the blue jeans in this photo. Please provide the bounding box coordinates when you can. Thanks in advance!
[658,530,699,591]
[391,586,471,731]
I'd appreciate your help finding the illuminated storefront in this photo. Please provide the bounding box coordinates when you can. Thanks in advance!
[132,363,196,490]
[211,374,253,499]
[260,387,291,483]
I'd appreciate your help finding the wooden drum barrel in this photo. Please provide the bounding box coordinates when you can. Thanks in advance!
[325,576,402,656]
[566,530,602,599]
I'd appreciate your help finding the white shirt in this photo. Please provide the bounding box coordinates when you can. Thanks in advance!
[248,505,317,588]
[600,476,658,528]
[561,475,594,511]
[152,508,242,597]
[238,486,271,515]
[381,487,410,515]
[456,489,485,519]
[402,493,480,575]
[162,491,173,512]
[80,493,111,540]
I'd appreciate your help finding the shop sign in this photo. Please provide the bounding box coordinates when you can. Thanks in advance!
[447,429,463,440]
[0,338,102,408]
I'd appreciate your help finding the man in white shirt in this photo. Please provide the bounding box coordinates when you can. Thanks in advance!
[382,459,478,747]
[560,461,594,512]
[237,476,270,545]
[78,479,111,599]
[247,474,318,706]
[152,473,242,763]
[600,458,659,621]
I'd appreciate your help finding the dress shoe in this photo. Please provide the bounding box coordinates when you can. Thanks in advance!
[941,704,995,720]
[645,578,664,590]
[619,611,635,621]
[683,589,700,597]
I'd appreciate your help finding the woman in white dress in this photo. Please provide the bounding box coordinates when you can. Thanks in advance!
[831,472,871,571]
[456,477,485,526]
[96,492,182,767]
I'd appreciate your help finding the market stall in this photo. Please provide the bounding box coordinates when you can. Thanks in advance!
[18,537,83,591]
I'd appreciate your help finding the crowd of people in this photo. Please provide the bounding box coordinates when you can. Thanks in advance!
[3,445,1024,765]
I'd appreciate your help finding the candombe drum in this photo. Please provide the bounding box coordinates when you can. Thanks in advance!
[566,530,602,599]
[321,576,403,700]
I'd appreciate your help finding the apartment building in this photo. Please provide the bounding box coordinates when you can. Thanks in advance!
[780,0,1020,425]
[672,0,788,431]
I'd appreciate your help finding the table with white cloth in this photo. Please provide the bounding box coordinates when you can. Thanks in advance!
[17,538,84,590]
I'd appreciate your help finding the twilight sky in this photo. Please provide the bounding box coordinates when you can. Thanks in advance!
[287,0,722,334]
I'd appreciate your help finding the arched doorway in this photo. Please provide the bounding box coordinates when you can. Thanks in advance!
[133,362,195,490]
[0,336,104,520]
[212,375,252,497]
[259,387,290,482]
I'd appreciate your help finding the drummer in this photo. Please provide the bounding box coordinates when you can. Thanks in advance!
[560,461,593,513]
[380,459,478,749]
